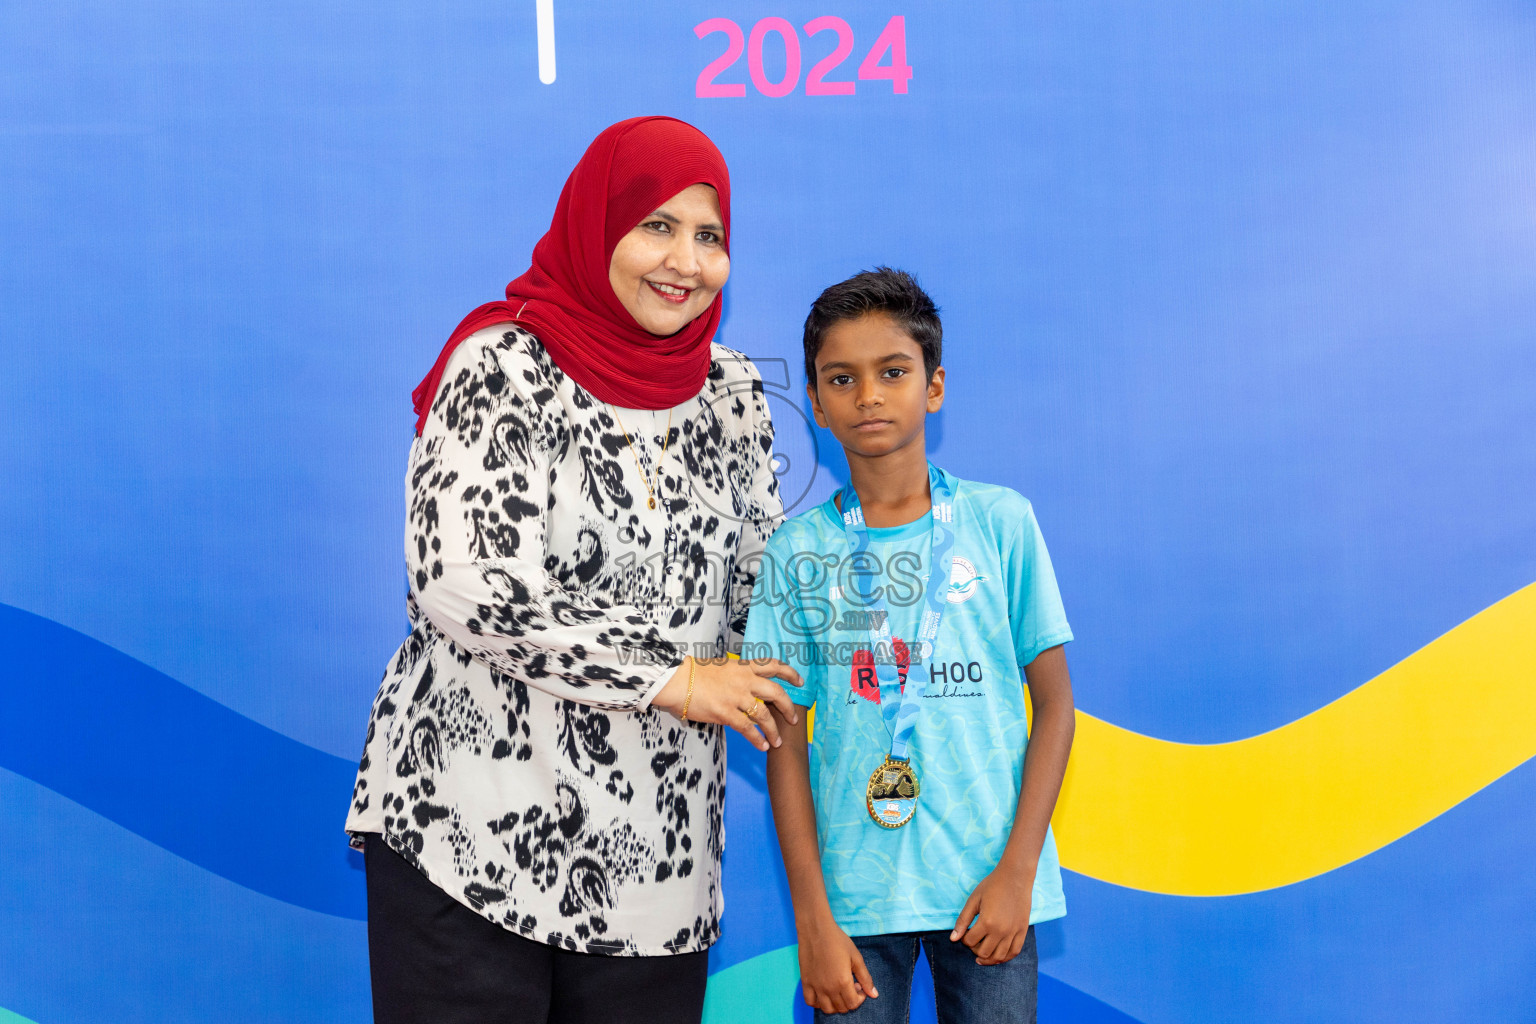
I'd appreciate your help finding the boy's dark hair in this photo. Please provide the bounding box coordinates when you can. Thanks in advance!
[803,267,942,388]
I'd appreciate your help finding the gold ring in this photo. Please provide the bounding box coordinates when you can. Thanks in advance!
[744,699,762,719]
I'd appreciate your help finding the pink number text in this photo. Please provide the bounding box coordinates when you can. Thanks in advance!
[695,15,911,98]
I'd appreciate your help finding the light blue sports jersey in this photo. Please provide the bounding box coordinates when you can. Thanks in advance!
[743,470,1073,936]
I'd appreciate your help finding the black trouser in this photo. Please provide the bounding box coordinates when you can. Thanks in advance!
[364,835,709,1024]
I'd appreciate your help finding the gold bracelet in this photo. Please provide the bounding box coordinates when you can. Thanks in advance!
[680,657,697,721]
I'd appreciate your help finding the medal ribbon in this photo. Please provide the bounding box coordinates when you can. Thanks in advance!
[838,463,958,761]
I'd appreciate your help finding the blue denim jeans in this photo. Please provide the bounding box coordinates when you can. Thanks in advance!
[813,928,1036,1024]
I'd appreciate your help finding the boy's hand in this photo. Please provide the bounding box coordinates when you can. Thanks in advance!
[797,914,879,1014]
[950,866,1033,966]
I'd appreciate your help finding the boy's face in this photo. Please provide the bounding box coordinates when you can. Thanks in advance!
[807,312,945,461]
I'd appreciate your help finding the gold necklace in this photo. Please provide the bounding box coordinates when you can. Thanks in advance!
[612,407,673,511]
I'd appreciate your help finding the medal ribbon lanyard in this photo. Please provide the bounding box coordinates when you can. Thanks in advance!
[838,463,958,761]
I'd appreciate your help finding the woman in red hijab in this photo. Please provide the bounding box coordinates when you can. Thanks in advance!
[346,117,801,1023]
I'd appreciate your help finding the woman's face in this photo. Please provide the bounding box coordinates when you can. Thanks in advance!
[608,184,729,336]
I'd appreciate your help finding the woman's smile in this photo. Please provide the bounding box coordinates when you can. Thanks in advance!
[646,279,694,304]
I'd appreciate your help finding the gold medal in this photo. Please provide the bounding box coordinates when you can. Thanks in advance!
[865,756,919,829]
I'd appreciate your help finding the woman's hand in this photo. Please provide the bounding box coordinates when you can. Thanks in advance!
[797,912,878,1015]
[651,657,802,751]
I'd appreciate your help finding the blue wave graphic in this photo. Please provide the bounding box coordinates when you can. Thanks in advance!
[0,605,1158,1023]
[0,768,370,1024]
[0,759,1138,1024]
[1039,974,1146,1024]
[0,603,364,919]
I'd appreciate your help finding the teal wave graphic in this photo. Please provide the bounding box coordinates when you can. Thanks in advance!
[0,603,364,919]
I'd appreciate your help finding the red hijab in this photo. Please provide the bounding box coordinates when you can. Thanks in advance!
[411,116,732,433]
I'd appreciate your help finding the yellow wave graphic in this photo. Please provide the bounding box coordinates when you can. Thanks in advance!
[1050,582,1536,895]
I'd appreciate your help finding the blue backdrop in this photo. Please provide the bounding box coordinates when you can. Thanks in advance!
[2,1,1534,1021]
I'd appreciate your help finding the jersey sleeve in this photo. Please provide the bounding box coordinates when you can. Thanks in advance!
[743,524,822,709]
[1006,500,1075,667]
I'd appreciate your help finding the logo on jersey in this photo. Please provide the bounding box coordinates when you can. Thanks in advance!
[851,637,910,703]
[946,555,988,603]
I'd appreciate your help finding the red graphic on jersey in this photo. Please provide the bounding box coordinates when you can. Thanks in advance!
[851,637,910,704]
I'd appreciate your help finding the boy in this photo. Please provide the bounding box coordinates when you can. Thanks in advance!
[744,268,1076,1023]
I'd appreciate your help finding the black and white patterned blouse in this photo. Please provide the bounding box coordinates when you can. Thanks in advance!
[346,324,781,956]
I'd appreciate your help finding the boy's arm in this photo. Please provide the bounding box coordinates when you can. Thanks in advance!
[765,704,880,1014]
[950,643,1075,966]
